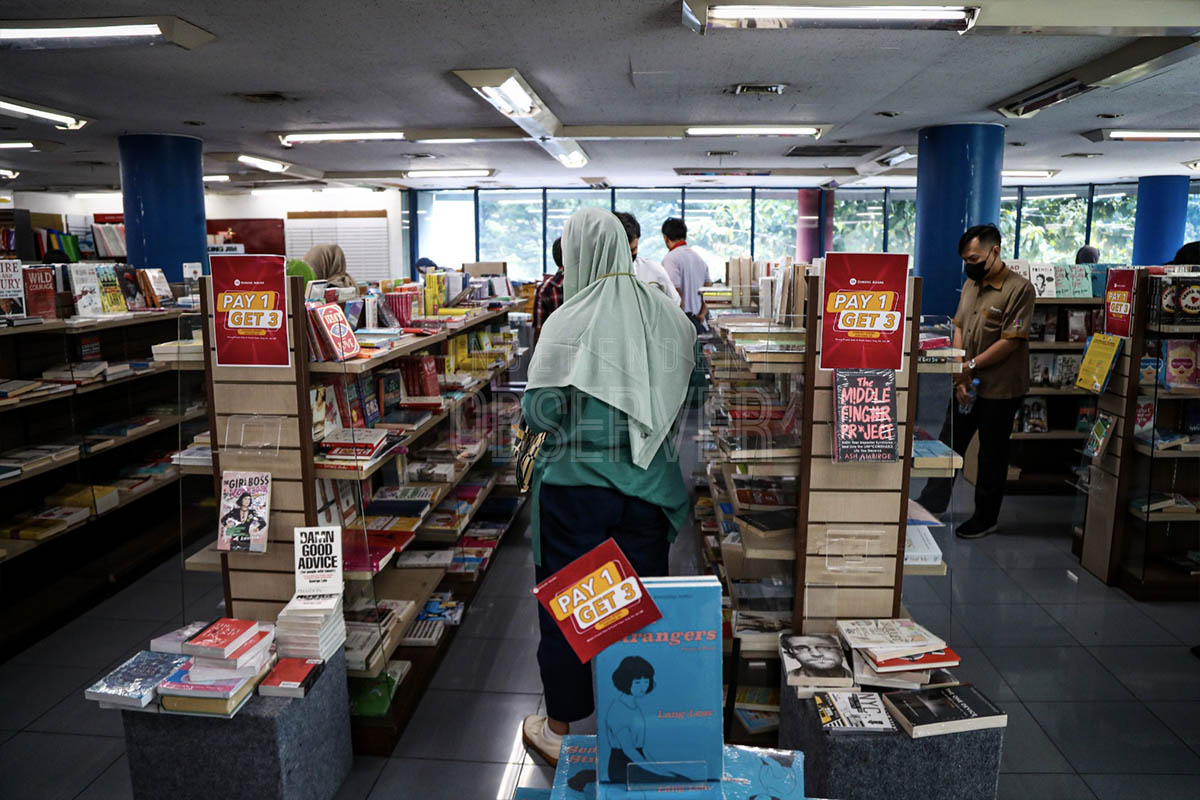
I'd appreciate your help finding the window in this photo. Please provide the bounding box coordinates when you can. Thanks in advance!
[1000,192,1019,258]
[285,212,390,282]
[683,189,751,280]
[832,189,884,252]
[754,189,802,261]
[1090,185,1137,265]
[478,189,543,282]
[887,189,917,255]
[416,190,475,271]
[1017,186,1088,263]
[615,189,682,264]
[1186,183,1200,245]
[546,189,610,271]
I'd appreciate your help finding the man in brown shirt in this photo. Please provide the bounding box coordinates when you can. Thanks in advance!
[917,224,1035,538]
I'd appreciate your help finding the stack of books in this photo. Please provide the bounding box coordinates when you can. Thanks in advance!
[836,618,960,692]
[41,361,108,385]
[275,593,346,661]
[779,631,856,699]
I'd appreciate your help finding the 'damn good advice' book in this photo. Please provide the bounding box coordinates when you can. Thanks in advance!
[593,576,724,786]
[218,471,271,552]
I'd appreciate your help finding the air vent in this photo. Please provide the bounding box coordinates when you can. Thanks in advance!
[785,144,879,158]
[582,176,611,189]
[403,153,437,160]
[705,150,738,157]
[675,167,772,176]
[231,91,301,104]
[1063,152,1103,159]
[71,160,113,168]
[732,83,786,95]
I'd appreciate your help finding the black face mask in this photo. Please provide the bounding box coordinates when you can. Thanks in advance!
[964,252,992,283]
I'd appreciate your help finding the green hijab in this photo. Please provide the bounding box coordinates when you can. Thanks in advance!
[527,207,696,469]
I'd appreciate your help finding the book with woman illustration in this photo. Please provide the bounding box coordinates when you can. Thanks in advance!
[593,576,724,789]
[217,471,271,552]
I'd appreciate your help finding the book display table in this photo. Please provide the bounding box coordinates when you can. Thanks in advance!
[778,677,1004,800]
[122,651,353,800]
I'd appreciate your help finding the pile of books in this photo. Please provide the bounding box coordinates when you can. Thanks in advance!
[732,685,781,735]
[814,684,1007,739]
[315,428,398,471]
[275,593,346,661]
[0,504,89,540]
[0,378,72,406]
[448,517,508,577]
[836,618,960,692]
[41,360,109,385]
[150,338,203,362]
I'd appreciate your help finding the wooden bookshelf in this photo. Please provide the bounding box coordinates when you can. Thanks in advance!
[1028,341,1087,350]
[1035,297,1102,305]
[1011,430,1088,440]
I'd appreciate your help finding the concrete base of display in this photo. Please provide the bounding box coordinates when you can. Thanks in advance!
[779,678,1004,800]
[122,650,353,800]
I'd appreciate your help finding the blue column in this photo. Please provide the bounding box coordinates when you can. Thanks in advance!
[118,134,208,281]
[1132,175,1190,266]
[914,124,1005,317]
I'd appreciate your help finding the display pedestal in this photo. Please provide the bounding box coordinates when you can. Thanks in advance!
[778,677,1003,800]
[122,651,353,800]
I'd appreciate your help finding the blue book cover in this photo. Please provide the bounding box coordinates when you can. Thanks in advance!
[83,650,189,708]
[551,735,598,800]
[516,791,553,800]
[721,745,805,800]
[593,577,724,788]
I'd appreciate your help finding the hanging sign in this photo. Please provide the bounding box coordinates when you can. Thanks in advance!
[832,369,899,462]
[1104,268,1135,337]
[210,254,291,368]
[819,252,909,371]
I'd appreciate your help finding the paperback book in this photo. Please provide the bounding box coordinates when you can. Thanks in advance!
[0,259,24,320]
[881,684,1007,738]
[95,265,128,313]
[218,470,271,552]
[83,650,190,708]
[779,633,854,688]
[814,691,898,734]
[22,265,56,320]
[68,264,104,317]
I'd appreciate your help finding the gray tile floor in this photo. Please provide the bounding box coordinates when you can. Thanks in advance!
[2,483,1199,799]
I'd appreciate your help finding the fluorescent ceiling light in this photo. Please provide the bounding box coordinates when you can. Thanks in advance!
[404,169,494,179]
[0,168,18,179]
[1026,192,1078,200]
[0,95,88,129]
[278,131,406,146]
[688,3,978,32]
[0,141,35,149]
[414,138,480,144]
[1109,130,1200,140]
[1002,169,1060,179]
[0,16,213,50]
[250,188,315,197]
[686,125,821,137]
[202,174,231,182]
[540,138,590,169]
[74,191,121,199]
[237,154,289,173]
[454,68,578,167]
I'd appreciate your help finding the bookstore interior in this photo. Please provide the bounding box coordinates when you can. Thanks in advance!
[3,4,1200,800]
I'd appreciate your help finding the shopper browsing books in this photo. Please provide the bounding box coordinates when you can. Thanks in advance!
[614,211,681,306]
[533,238,565,344]
[303,243,355,289]
[520,207,696,766]
[916,224,1034,539]
[661,217,713,330]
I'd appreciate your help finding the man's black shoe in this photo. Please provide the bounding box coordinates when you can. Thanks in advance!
[915,496,948,515]
[956,517,996,539]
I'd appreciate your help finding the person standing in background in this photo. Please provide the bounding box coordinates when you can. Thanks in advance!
[614,211,681,306]
[303,244,356,288]
[916,224,1034,539]
[1075,245,1100,264]
[533,237,565,344]
[661,218,712,332]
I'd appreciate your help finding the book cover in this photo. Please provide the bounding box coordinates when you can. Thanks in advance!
[150,621,210,654]
[218,470,271,552]
[814,691,898,734]
[95,265,128,313]
[721,745,805,800]
[1029,264,1057,298]
[21,265,56,320]
[733,685,780,712]
[259,657,324,698]
[593,577,723,785]
[1084,413,1116,458]
[531,538,663,664]
[881,684,1007,738]
[83,650,190,708]
[836,618,945,659]
[732,707,779,735]
[68,264,104,317]
[181,618,259,659]
[1029,354,1054,387]
[551,735,599,800]
[779,633,854,688]
[1077,333,1123,394]
[0,259,24,319]
[867,646,960,672]
[1021,398,1048,433]
[140,268,175,307]
[314,302,361,361]
[117,266,149,310]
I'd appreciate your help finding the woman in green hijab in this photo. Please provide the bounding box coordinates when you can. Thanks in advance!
[520,207,696,767]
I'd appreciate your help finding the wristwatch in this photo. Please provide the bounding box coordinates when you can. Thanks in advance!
[967,358,977,370]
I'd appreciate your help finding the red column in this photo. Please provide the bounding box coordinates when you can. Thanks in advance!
[795,189,834,262]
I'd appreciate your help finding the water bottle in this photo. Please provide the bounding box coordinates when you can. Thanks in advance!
[957,378,980,415]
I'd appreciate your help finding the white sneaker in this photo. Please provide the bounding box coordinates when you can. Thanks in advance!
[522,713,563,767]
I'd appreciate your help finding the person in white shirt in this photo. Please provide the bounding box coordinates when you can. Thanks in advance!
[613,211,681,307]
[660,217,712,332]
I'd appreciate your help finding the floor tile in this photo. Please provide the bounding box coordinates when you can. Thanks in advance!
[1083,774,1200,800]
[83,578,202,622]
[459,596,541,641]
[901,603,977,649]
[479,551,537,599]
[431,634,544,694]
[0,731,124,800]
[1136,602,1200,644]
[979,538,1083,570]
[996,773,1097,800]
[1025,701,1200,774]
[393,689,540,762]
[518,760,556,790]
[899,575,946,606]
[984,647,1134,702]
[0,662,98,730]
[951,604,1075,648]
[333,755,388,800]
[10,617,163,669]
[996,701,1074,773]
[1090,646,1200,701]
[25,681,126,738]
[368,758,523,800]
[951,647,1018,703]
[75,754,132,800]
[1041,603,1178,647]
[1005,568,1128,605]
[949,567,1036,605]
[1148,701,1200,756]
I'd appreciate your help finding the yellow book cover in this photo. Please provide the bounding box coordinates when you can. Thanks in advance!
[1076,333,1123,394]
[160,658,272,715]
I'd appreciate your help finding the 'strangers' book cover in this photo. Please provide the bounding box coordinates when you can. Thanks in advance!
[551,735,598,799]
[22,266,56,320]
[68,264,104,317]
[95,264,128,313]
[593,576,724,786]
[721,745,805,799]
[218,470,271,552]
[0,259,24,320]
[779,633,854,688]
[83,650,190,708]
[881,683,1008,738]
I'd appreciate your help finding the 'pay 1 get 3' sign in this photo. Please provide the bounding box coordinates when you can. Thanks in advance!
[550,559,642,633]
[827,290,901,337]
[217,290,283,332]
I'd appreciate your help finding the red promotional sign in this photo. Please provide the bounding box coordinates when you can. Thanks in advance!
[1104,268,1135,337]
[531,539,661,663]
[211,254,291,368]
[819,252,909,370]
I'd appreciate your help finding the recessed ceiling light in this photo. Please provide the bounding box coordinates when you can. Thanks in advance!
[1002,169,1060,178]
[0,168,19,179]
[1025,192,1079,200]
[706,150,738,157]
[73,191,122,199]
[0,95,88,129]
[689,4,979,32]
[0,16,213,50]
[1184,160,1200,171]
[202,174,230,182]
[278,131,407,146]
[237,154,289,172]
[686,125,823,137]
[1107,129,1200,141]
[0,141,34,149]
[404,168,494,179]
